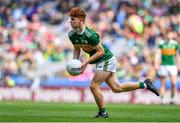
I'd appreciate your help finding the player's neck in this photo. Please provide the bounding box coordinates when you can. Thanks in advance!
[74,25,85,35]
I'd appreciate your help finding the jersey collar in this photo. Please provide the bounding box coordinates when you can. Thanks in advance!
[74,26,86,35]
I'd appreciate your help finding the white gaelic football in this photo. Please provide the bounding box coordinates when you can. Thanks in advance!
[66,59,82,76]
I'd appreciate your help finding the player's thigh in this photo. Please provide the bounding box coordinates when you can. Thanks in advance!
[105,72,120,90]
[169,75,177,85]
[167,66,177,75]
[96,56,117,73]
[168,66,177,81]
[92,56,117,86]
[158,66,168,77]
[159,76,166,86]
[167,66,177,85]
[91,70,111,86]
[158,66,167,85]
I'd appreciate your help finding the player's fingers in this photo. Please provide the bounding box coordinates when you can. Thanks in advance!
[81,64,87,73]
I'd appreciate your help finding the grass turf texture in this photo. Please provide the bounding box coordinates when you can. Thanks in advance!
[0,101,179,122]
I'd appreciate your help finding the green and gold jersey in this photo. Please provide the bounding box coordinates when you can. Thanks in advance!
[68,26,113,64]
[158,39,179,65]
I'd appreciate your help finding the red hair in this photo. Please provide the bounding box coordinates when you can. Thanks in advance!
[69,7,86,20]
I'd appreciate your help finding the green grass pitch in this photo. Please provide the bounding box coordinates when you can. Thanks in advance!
[0,101,179,122]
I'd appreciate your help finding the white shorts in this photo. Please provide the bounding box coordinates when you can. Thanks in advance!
[96,56,117,72]
[157,65,177,76]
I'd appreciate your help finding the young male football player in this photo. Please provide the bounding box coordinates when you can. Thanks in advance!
[155,31,179,104]
[68,7,159,118]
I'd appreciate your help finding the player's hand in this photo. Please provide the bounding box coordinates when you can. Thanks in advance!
[81,61,88,74]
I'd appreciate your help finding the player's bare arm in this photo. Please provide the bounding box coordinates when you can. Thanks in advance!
[175,50,180,70]
[86,42,105,63]
[154,48,161,70]
[81,42,105,73]
[73,44,81,59]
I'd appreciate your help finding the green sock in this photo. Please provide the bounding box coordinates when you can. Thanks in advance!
[99,108,106,113]
[139,82,145,88]
[171,94,174,99]
[160,96,164,99]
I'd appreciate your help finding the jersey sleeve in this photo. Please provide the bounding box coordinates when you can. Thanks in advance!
[89,33,100,46]
[68,31,75,44]
[170,39,179,50]
[158,40,164,49]
[176,42,179,50]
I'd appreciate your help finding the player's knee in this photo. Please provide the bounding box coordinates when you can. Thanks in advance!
[111,87,122,93]
[90,83,98,91]
[112,89,119,93]
[171,83,176,87]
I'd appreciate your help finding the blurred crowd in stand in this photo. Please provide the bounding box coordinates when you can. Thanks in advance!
[0,0,179,87]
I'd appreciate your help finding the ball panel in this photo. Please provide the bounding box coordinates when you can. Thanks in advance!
[66,59,82,76]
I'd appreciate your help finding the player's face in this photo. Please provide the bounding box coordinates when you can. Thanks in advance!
[167,32,175,40]
[70,17,81,29]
